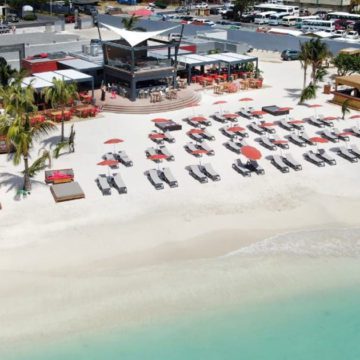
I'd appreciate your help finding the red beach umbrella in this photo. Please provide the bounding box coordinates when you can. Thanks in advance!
[241,146,262,160]
[251,110,267,116]
[288,119,304,124]
[323,116,337,121]
[149,133,166,139]
[278,107,293,111]
[191,116,207,122]
[223,113,238,120]
[187,128,204,134]
[310,137,328,144]
[338,131,353,137]
[192,149,208,155]
[151,118,169,123]
[227,126,246,132]
[273,139,288,145]
[239,97,253,101]
[97,160,119,166]
[308,104,322,108]
[213,100,227,105]
[350,115,360,119]
[104,138,124,144]
[148,154,168,161]
[260,122,276,127]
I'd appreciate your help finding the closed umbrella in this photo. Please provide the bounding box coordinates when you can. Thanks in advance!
[323,116,337,121]
[288,119,304,124]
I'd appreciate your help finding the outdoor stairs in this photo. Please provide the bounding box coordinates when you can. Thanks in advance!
[102,92,201,115]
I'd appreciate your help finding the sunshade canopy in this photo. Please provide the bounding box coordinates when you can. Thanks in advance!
[241,146,262,160]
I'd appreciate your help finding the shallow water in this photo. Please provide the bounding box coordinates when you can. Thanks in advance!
[8,284,360,360]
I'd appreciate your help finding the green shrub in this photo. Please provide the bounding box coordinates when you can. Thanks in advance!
[154,1,167,9]
[23,14,37,21]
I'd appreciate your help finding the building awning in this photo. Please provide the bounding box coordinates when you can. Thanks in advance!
[21,76,53,89]
[336,74,360,89]
[58,59,103,71]
[207,52,257,64]
[176,54,220,67]
[100,23,179,47]
[55,69,93,82]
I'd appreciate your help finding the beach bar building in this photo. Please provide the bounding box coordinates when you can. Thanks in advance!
[100,24,182,102]
[332,74,360,111]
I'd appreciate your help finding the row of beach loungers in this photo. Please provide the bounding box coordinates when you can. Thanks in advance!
[103,151,133,167]
[96,173,127,195]
[185,142,215,156]
[187,163,221,183]
[145,168,178,190]
[146,146,175,161]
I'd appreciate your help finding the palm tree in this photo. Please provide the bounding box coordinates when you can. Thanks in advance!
[0,81,55,192]
[299,82,317,105]
[43,78,78,142]
[307,38,331,85]
[121,15,145,31]
[299,41,311,90]
[341,99,350,120]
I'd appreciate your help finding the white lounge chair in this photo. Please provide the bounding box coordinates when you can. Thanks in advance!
[337,146,358,162]
[273,134,289,149]
[308,116,325,128]
[248,123,265,135]
[202,129,215,141]
[164,131,175,143]
[116,151,133,167]
[110,173,127,194]
[103,152,119,168]
[333,128,350,141]
[188,165,208,183]
[185,142,198,153]
[247,160,265,175]
[316,149,336,165]
[322,129,339,142]
[260,136,276,150]
[271,155,289,173]
[161,167,178,188]
[299,131,314,145]
[225,141,241,154]
[279,119,293,131]
[288,133,306,147]
[232,159,251,177]
[146,169,164,189]
[159,145,175,161]
[199,142,215,156]
[350,144,360,158]
[350,126,360,137]
[146,147,158,157]
[201,163,221,181]
[304,151,325,167]
[97,174,111,195]
[283,153,302,171]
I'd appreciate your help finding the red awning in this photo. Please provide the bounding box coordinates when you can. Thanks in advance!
[104,138,124,144]
[241,146,262,160]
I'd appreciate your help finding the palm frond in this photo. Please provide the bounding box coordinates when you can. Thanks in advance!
[25,149,52,177]
[53,141,70,159]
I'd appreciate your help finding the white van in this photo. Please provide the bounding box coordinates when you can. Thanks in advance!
[281,15,298,27]
[254,11,276,25]
[268,12,288,25]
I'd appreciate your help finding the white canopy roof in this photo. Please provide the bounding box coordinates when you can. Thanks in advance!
[55,69,93,81]
[58,59,102,71]
[35,71,66,83]
[22,76,53,89]
[100,23,179,47]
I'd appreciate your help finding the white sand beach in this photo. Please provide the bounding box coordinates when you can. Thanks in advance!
[1,59,360,352]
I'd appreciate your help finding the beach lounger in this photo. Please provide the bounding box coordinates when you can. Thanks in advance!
[261,124,276,134]
[202,129,215,141]
[110,173,127,194]
[349,144,360,158]
[248,123,265,135]
[308,116,325,128]
[237,139,248,147]
[260,136,276,150]
[350,126,360,137]
[337,146,358,162]
[199,142,215,156]
[221,127,235,138]
[232,159,251,177]
[322,129,339,142]
[224,141,241,154]
[292,121,304,131]
[213,112,228,123]
[185,142,199,154]
[159,145,174,161]
[288,133,306,147]
[316,149,336,165]
[146,147,158,158]
[96,174,111,195]
[333,128,350,141]
[164,131,175,143]
[116,151,133,167]
[188,165,208,183]
[304,151,325,167]
[272,134,289,149]
[160,167,178,188]
[283,153,302,170]
[299,131,314,145]
[189,132,204,142]
[103,152,119,168]
[271,155,289,173]
[238,107,253,119]
[146,169,164,190]
[279,119,293,131]
[246,160,265,175]
[201,163,221,181]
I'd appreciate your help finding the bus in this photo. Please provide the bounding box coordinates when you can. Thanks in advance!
[326,12,360,22]
[254,11,276,24]
[295,15,320,28]
[301,19,336,32]
[268,12,289,25]
[281,15,299,27]
[254,3,299,15]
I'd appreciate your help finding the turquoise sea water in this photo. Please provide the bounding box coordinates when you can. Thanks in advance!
[7,285,360,360]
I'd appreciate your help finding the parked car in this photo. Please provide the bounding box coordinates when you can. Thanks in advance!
[222,10,235,20]
[6,14,19,22]
[0,24,10,34]
[195,2,208,9]
[281,49,300,61]
[192,18,215,26]
[334,19,355,30]
[240,13,255,23]
[175,6,188,13]
[210,7,221,15]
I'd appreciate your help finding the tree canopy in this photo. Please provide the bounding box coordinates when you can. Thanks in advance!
[333,53,360,76]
